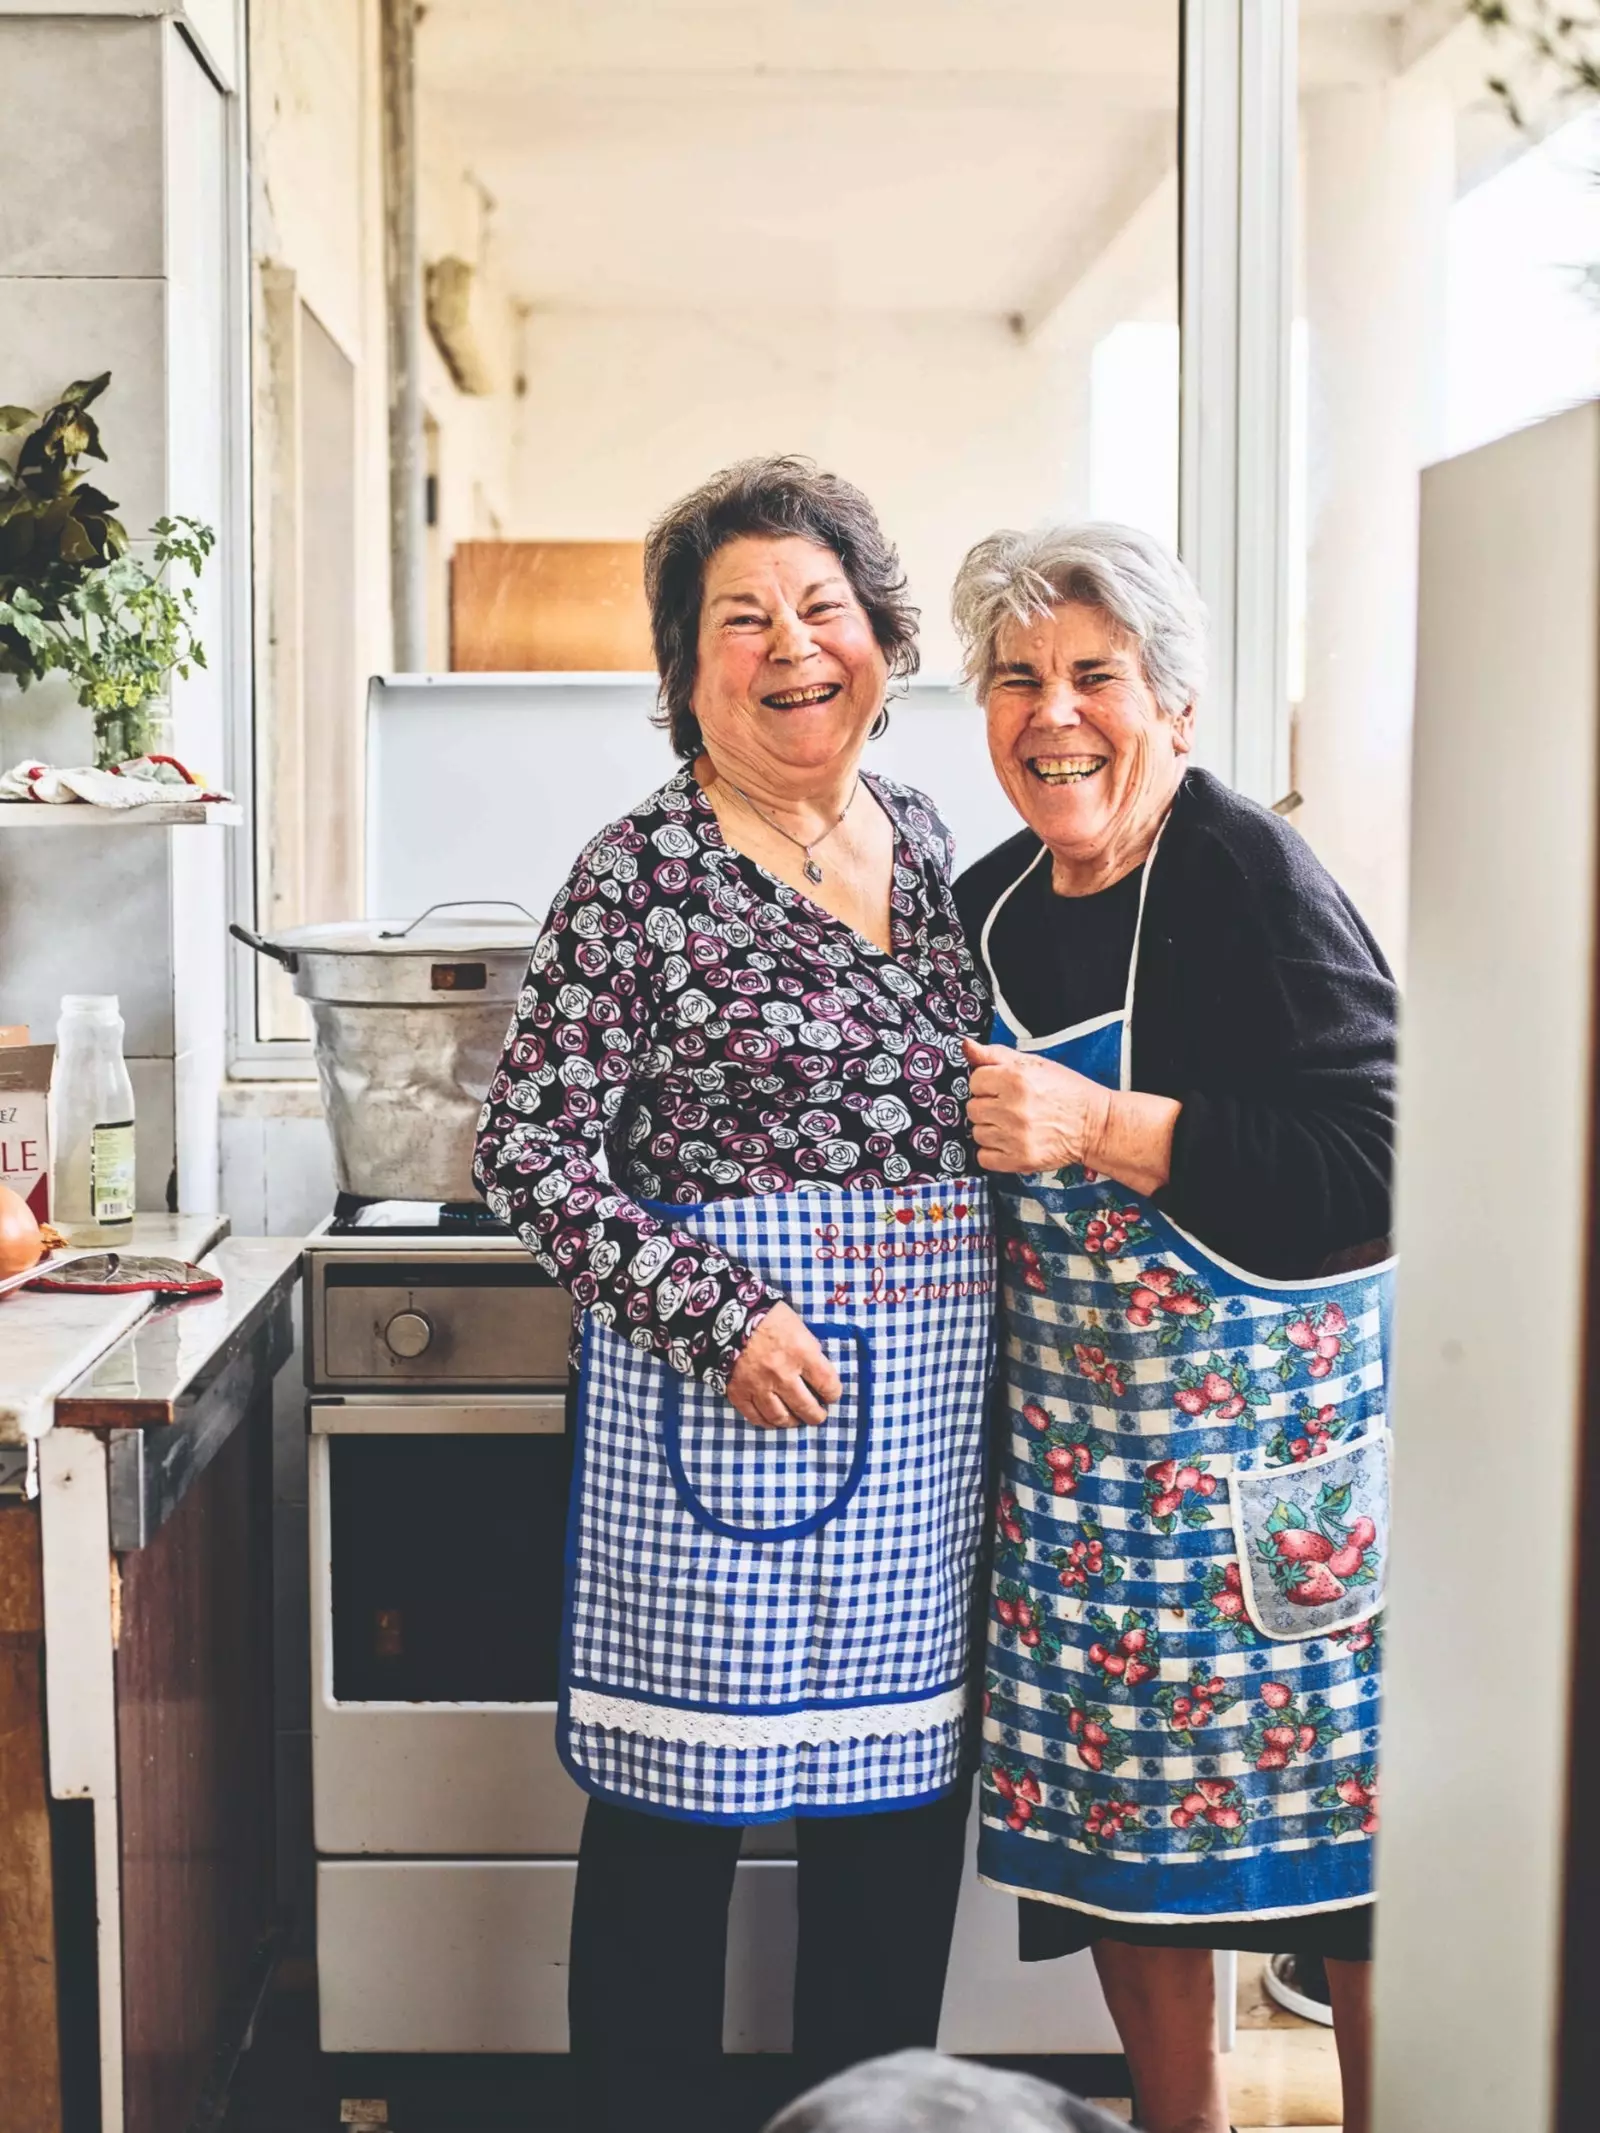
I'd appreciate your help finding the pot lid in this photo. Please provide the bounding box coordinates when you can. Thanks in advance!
[265,908,540,957]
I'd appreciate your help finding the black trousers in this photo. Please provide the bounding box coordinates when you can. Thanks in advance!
[568,1784,972,2132]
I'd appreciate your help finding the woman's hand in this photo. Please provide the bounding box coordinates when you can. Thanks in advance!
[963,1038,1181,1195]
[726,1302,843,1429]
[963,1038,1112,1173]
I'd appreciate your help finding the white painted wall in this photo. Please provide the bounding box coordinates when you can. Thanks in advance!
[248,0,525,686]
[0,12,236,1212]
[1377,405,1600,2133]
[510,281,1176,678]
[1293,73,1454,969]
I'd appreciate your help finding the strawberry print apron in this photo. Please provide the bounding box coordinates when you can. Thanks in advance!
[561,1177,994,1823]
[977,844,1393,1923]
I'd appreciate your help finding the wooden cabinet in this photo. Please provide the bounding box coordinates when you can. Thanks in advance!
[450,541,653,671]
[0,1235,299,2133]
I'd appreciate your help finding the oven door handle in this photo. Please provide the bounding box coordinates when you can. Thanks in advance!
[310,1395,566,1435]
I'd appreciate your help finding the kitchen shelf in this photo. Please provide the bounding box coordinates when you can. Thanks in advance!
[0,798,241,826]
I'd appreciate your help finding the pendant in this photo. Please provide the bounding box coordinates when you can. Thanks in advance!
[804,859,824,884]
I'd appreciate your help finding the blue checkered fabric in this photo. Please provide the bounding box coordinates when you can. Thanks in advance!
[975,1009,1394,1925]
[562,1178,995,1822]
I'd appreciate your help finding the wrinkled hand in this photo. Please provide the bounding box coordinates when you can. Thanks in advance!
[726,1301,843,1429]
[963,1037,1113,1175]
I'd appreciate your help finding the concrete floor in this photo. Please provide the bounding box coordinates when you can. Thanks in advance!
[221,1953,1340,2130]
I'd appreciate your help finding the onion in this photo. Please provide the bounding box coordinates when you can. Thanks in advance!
[0,1182,44,1277]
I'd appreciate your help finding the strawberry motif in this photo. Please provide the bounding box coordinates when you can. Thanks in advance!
[1268,1300,1354,1385]
[1072,1340,1129,1401]
[1242,1685,1339,1772]
[1257,1478,1381,1610]
[1328,1617,1382,1674]
[1315,1761,1379,1837]
[1154,1663,1239,1741]
[1061,1199,1156,1269]
[1267,1398,1347,1468]
[1169,1777,1253,1848]
[1046,1685,1134,1775]
[1077,1792,1143,1848]
[1024,1411,1108,1504]
[1286,1561,1346,1607]
[1114,1261,1216,1344]
[1193,1557,1260,1641]
[1171,1350,1260,1426]
[1084,1608,1162,1691]
[1050,1519,1123,1595]
[1141,1457,1217,1535]
[986,1755,1048,1833]
[994,1580,1065,1662]
[993,1488,1027,1571]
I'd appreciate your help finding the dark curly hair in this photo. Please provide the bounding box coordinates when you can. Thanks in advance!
[642,455,920,759]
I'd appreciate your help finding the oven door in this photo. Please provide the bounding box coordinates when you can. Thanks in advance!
[310,1394,588,1857]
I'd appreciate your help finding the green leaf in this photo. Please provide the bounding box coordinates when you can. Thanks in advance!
[0,405,36,432]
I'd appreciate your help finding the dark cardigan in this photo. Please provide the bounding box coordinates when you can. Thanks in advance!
[953,768,1398,1279]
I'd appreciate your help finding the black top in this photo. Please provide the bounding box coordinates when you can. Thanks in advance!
[953,768,1398,1279]
[975,846,1145,1040]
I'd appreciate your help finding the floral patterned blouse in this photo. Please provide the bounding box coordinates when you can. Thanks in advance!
[474,764,989,1388]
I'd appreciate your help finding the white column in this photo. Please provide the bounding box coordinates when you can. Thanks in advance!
[1293,77,1454,968]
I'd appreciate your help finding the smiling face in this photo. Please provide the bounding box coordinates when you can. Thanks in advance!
[691,535,889,794]
[984,601,1193,891]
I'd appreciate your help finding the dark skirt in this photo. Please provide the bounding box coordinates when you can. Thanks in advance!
[1019,1896,1373,1963]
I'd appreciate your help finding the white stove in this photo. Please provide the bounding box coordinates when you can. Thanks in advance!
[305,1198,1134,2058]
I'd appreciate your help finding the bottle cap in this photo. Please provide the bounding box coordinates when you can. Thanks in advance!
[59,994,120,1018]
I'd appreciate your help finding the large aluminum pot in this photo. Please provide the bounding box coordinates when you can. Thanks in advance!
[231,903,540,1203]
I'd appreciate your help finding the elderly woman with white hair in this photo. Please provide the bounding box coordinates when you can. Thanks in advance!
[948,524,1397,2133]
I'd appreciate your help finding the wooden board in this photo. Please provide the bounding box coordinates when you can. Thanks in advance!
[0,1503,63,2133]
[450,541,653,671]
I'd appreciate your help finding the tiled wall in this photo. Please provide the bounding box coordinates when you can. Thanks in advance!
[0,9,233,1213]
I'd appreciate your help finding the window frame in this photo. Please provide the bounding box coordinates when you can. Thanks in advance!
[1179,0,1297,807]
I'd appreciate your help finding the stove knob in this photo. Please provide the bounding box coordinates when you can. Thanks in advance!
[384,1309,433,1360]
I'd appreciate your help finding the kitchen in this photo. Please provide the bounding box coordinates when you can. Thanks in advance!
[2,3,1599,2130]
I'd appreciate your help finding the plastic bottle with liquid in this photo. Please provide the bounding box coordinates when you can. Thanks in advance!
[49,995,136,1228]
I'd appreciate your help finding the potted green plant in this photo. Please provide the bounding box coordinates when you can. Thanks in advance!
[0,373,215,769]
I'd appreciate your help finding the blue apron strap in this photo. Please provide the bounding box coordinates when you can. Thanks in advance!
[660,1320,874,1545]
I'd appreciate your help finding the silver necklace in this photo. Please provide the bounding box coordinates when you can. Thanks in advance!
[724,775,860,885]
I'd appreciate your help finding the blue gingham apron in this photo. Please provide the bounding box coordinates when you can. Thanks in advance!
[977,841,1394,1923]
[560,1178,994,1823]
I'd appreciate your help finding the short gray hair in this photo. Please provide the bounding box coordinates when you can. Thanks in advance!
[761,2049,1131,2133]
[951,520,1207,717]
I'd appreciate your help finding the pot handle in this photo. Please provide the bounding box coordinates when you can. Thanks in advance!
[229,922,299,974]
[378,900,538,940]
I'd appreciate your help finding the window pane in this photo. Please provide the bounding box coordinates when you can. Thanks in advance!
[1288,5,1570,966]
[248,1,1182,1049]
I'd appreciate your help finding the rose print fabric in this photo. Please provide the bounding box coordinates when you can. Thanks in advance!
[474,765,988,1389]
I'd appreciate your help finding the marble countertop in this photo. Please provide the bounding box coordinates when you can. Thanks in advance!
[0,1214,230,1445]
[56,1236,302,1429]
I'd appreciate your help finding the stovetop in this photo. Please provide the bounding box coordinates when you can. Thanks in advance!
[306,1195,521,1254]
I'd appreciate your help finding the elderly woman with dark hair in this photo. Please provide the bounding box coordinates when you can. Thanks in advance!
[475,458,994,2132]
[950,524,1397,2133]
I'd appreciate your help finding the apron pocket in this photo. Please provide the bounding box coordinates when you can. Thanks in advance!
[1231,1431,1389,1641]
[661,1320,872,1545]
